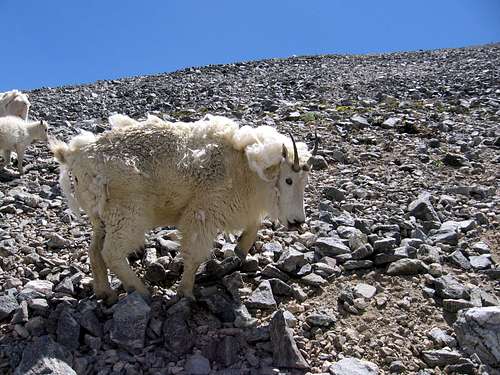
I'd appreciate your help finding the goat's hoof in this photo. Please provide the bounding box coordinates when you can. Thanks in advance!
[95,289,118,305]
[235,247,247,261]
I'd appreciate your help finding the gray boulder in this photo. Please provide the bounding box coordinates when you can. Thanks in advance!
[110,292,151,351]
[270,310,309,369]
[454,306,500,367]
[408,192,440,222]
[14,335,76,375]
[163,312,195,355]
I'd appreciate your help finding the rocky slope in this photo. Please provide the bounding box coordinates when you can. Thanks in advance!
[0,44,499,375]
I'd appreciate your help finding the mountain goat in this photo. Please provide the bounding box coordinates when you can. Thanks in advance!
[50,114,316,303]
[0,90,31,120]
[0,116,49,174]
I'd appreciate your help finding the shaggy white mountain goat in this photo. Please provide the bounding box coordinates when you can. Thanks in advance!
[50,114,317,303]
[0,90,31,120]
[0,116,49,174]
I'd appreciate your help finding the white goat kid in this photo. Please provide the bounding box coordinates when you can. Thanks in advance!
[50,115,316,303]
[0,90,31,120]
[0,116,49,174]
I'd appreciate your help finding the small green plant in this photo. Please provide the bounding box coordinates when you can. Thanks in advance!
[432,159,444,168]
[300,112,321,123]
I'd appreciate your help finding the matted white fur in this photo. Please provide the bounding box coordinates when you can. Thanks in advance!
[106,113,311,182]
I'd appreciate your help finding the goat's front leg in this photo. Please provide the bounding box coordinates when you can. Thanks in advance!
[100,218,150,300]
[235,223,259,260]
[89,219,117,305]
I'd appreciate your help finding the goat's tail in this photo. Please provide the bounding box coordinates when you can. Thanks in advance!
[49,137,70,164]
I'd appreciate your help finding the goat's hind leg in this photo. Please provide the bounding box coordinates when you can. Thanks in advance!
[100,219,150,300]
[89,218,117,304]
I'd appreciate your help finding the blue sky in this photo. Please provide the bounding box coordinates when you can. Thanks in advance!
[1,0,499,91]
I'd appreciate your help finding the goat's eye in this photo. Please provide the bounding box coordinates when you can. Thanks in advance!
[285,178,293,185]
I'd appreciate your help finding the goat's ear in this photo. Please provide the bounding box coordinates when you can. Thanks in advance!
[263,163,280,181]
[282,144,288,159]
[40,120,43,125]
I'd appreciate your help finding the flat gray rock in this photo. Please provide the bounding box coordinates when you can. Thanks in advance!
[185,353,211,375]
[353,283,377,299]
[300,273,327,287]
[246,280,277,310]
[428,327,457,348]
[315,237,351,257]
[276,248,306,273]
[306,311,336,327]
[351,114,370,127]
[373,237,396,252]
[382,117,400,128]
[448,250,471,270]
[434,275,469,300]
[22,280,54,298]
[329,357,379,374]
[261,264,290,282]
[430,230,459,246]
[421,349,463,367]
[386,258,428,275]
[469,254,492,270]
[0,294,19,320]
